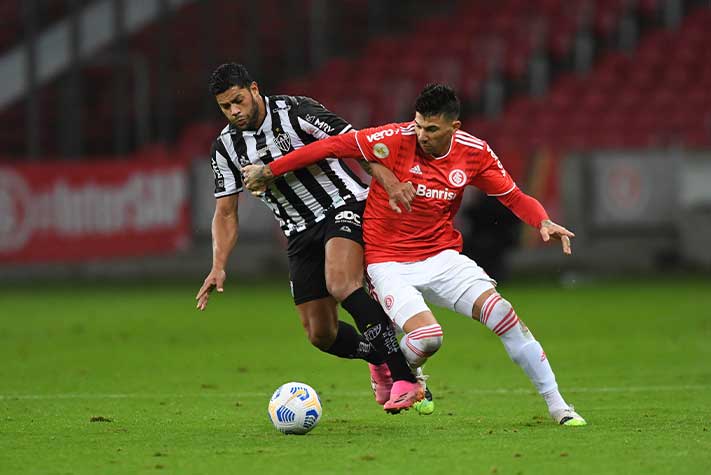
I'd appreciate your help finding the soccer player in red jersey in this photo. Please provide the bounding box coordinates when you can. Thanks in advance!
[243,84,586,426]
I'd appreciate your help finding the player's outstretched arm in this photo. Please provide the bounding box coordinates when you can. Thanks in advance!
[243,133,363,192]
[474,142,575,255]
[539,219,575,255]
[196,195,239,311]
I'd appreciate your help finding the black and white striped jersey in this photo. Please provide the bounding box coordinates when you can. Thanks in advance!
[209,95,369,236]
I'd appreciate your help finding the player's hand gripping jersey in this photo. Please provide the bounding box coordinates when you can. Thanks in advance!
[269,122,549,264]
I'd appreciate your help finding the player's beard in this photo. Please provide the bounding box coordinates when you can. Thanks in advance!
[233,95,260,131]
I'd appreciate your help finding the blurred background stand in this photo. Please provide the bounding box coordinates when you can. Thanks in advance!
[1,0,710,281]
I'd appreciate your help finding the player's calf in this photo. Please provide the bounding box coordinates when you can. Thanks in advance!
[341,288,418,385]
[479,293,577,418]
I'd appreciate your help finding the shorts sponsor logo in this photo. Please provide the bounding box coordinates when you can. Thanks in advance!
[339,225,352,233]
[384,295,394,310]
[448,169,467,187]
[373,143,390,159]
[334,210,361,225]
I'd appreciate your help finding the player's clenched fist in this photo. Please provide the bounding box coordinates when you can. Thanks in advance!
[242,164,274,196]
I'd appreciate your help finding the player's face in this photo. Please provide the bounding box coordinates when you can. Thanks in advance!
[215,83,264,131]
[413,112,461,157]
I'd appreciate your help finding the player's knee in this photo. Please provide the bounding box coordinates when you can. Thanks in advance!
[480,294,517,333]
[306,327,336,350]
[420,334,443,355]
[406,323,444,356]
[325,274,361,302]
[300,316,337,350]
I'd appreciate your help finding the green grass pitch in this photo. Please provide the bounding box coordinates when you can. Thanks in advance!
[1,277,709,474]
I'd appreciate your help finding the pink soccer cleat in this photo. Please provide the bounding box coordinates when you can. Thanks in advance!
[369,363,393,405]
[383,380,425,414]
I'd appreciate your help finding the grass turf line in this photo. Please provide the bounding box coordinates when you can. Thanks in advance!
[0,278,709,474]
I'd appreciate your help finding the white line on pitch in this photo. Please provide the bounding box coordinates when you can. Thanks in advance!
[0,384,708,401]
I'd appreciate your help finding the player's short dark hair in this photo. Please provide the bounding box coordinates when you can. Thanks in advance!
[415,83,460,120]
[208,63,254,95]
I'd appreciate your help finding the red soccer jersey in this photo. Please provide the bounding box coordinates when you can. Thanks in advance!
[354,122,516,264]
[268,121,548,264]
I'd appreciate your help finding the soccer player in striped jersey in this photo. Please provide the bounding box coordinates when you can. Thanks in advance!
[243,84,587,426]
[195,63,424,412]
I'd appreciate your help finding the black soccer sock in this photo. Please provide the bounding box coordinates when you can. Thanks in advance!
[323,321,384,365]
[341,288,417,383]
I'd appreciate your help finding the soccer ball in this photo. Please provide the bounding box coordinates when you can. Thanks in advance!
[267,382,322,435]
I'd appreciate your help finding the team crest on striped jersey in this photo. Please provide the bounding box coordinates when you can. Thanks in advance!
[448,169,467,187]
[274,132,292,153]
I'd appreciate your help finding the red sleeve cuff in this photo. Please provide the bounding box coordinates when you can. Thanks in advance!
[496,187,549,228]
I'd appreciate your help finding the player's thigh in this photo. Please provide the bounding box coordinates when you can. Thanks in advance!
[287,221,329,305]
[324,237,364,300]
[420,250,497,317]
[366,260,431,330]
[323,201,366,299]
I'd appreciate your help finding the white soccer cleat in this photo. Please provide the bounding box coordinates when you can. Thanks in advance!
[551,406,587,426]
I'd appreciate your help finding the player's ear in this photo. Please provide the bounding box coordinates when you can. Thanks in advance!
[452,120,462,131]
[250,81,260,97]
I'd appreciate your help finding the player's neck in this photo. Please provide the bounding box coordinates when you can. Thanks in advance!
[426,136,454,159]
[253,96,267,131]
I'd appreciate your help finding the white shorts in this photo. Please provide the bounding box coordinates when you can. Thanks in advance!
[366,249,497,329]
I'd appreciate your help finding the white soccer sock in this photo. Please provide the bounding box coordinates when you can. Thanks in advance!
[480,294,567,411]
[399,324,443,368]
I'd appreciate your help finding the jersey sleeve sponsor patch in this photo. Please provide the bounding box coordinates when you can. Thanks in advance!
[354,123,402,163]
